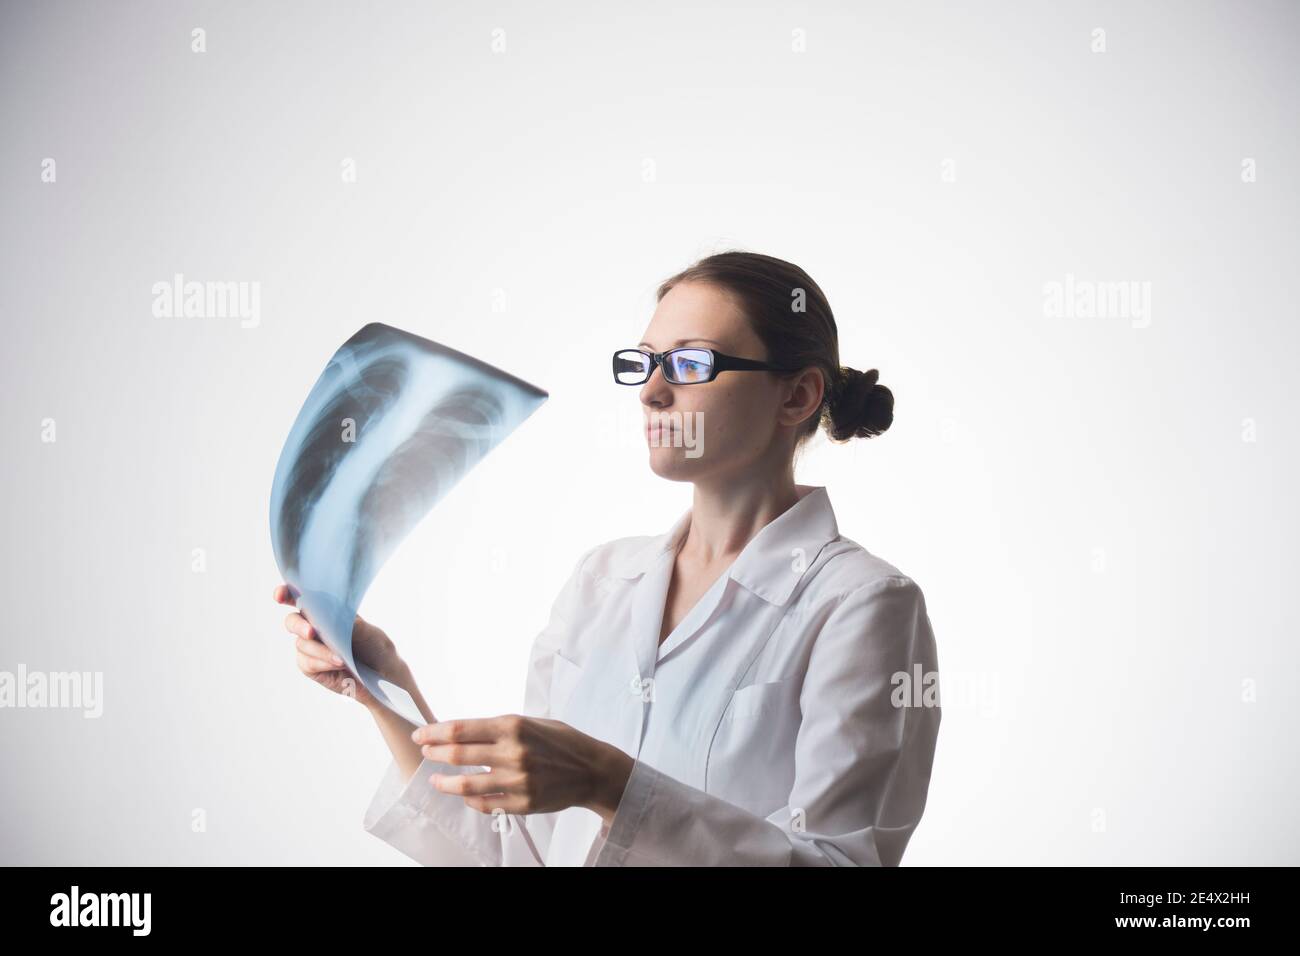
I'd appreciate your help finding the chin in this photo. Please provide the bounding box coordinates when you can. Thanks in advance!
[647,446,703,481]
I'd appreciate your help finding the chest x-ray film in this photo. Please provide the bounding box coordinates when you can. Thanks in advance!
[269,322,548,725]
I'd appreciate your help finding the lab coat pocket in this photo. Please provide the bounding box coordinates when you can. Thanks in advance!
[727,677,799,722]
[548,650,585,722]
[707,678,801,813]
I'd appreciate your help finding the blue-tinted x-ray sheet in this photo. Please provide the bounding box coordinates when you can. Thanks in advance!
[269,322,548,725]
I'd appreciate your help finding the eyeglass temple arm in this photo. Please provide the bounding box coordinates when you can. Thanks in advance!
[712,353,792,373]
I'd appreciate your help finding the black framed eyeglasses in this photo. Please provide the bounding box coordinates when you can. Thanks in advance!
[612,347,793,385]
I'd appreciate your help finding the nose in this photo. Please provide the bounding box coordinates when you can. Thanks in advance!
[639,362,673,407]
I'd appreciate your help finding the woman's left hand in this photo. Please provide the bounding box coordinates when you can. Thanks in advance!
[411,716,635,824]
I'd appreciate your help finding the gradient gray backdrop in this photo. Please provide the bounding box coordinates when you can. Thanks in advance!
[1,0,1296,865]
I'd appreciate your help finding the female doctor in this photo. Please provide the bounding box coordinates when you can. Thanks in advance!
[275,250,941,866]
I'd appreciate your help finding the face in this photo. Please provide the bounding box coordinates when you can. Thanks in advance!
[629,280,823,485]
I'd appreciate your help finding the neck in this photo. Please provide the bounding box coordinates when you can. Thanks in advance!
[680,465,802,565]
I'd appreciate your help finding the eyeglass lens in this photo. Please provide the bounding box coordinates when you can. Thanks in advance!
[614,350,651,384]
[662,348,712,383]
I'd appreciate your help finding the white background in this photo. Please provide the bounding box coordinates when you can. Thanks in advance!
[1,0,1296,864]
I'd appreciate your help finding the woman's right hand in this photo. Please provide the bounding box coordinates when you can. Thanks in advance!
[273,584,405,709]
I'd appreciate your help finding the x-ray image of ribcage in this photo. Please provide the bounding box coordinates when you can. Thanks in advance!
[269,323,548,724]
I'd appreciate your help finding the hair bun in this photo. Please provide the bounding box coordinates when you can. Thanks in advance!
[828,366,893,441]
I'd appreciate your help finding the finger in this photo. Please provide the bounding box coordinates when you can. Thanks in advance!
[419,742,507,767]
[411,716,515,746]
[296,636,345,667]
[298,652,342,675]
[430,767,521,797]
[463,793,531,815]
[273,584,296,607]
[284,612,315,641]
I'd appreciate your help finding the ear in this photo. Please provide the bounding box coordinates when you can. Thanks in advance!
[777,367,825,429]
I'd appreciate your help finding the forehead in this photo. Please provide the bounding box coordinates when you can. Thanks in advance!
[640,280,761,352]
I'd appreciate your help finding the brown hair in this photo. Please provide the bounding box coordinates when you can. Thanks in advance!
[655,250,893,444]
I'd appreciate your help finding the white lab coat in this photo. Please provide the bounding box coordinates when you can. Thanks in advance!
[362,484,941,866]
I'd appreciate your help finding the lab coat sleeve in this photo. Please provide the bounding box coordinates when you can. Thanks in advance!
[591,575,941,866]
[361,544,600,866]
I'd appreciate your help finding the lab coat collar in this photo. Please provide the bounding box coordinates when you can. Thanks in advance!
[610,484,841,607]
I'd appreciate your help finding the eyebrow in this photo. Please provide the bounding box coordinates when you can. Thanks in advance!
[636,337,727,350]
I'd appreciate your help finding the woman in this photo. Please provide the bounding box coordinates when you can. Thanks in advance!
[275,250,941,866]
